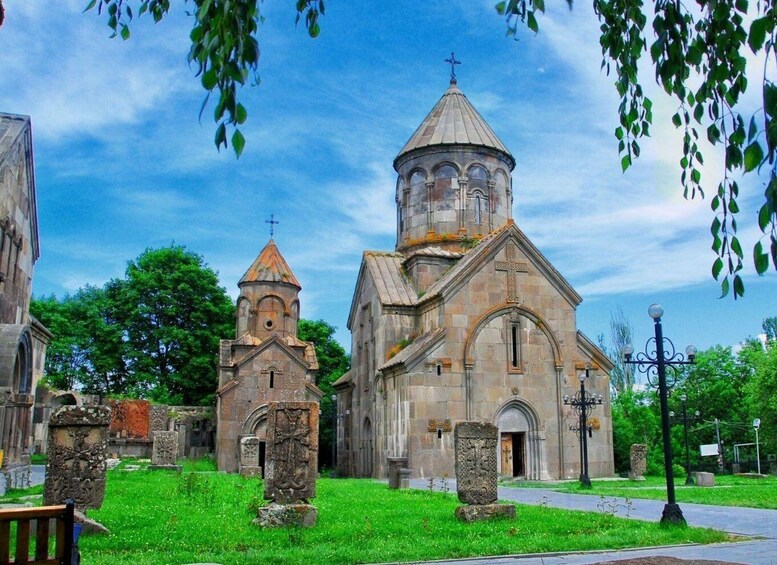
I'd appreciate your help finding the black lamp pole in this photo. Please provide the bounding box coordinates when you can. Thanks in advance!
[563,366,603,489]
[672,394,699,486]
[623,304,696,525]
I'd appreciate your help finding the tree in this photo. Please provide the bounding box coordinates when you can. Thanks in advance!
[298,318,350,470]
[611,390,662,474]
[107,245,235,405]
[30,287,129,394]
[77,0,775,295]
[598,306,635,396]
[763,316,777,341]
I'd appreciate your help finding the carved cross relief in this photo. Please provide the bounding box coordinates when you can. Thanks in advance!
[495,243,528,303]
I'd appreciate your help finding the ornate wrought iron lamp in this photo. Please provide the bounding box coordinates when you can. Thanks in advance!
[563,366,603,488]
[622,304,696,525]
[670,394,700,485]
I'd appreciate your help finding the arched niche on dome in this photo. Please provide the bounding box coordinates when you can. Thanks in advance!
[432,163,460,230]
[236,297,250,337]
[466,164,490,231]
[494,169,510,213]
[256,295,285,333]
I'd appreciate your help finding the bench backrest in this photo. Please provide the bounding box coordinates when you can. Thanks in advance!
[0,501,74,565]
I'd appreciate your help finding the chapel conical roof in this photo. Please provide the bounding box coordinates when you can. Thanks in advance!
[394,80,513,166]
[239,239,301,288]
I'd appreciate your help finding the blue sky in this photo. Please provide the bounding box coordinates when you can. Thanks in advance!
[1,0,775,362]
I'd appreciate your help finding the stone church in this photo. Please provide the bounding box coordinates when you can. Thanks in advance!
[215,239,321,474]
[333,79,614,481]
[0,113,51,487]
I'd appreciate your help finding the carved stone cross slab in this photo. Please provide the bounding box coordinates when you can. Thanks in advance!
[495,244,528,303]
[264,401,319,504]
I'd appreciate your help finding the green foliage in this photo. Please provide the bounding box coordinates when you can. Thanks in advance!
[85,0,325,158]
[535,474,777,509]
[31,245,234,405]
[297,318,350,469]
[744,337,777,454]
[31,286,130,394]
[597,306,635,396]
[498,0,777,297]
[611,390,661,474]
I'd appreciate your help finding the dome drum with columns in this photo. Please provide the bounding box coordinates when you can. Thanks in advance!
[335,73,615,482]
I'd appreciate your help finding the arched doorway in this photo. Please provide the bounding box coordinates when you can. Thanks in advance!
[495,399,545,480]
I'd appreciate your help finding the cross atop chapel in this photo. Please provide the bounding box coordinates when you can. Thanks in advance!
[444,52,461,84]
[265,214,279,239]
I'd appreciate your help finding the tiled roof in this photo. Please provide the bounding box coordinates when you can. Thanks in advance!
[381,328,446,371]
[239,239,301,288]
[396,81,512,161]
[364,251,417,306]
[332,370,352,387]
[404,246,464,261]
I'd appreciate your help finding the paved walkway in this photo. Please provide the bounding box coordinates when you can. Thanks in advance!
[403,479,777,564]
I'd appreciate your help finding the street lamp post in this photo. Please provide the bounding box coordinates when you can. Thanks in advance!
[563,366,603,488]
[754,418,761,475]
[623,304,696,526]
[670,394,700,485]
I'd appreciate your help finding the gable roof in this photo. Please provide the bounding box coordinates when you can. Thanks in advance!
[239,239,300,289]
[233,334,311,372]
[419,221,583,308]
[347,251,417,329]
[394,81,514,168]
[380,328,446,372]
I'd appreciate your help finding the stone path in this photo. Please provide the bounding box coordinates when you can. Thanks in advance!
[404,479,777,565]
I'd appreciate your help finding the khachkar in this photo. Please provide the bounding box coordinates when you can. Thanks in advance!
[44,406,111,511]
[629,444,647,481]
[254,402,319,528]
[454,422,516,522]
[150,431,181,471]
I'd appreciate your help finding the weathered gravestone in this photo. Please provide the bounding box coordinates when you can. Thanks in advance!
[240,436,262,478]
[629,444,647,481]
[150,431,181,471]
[44,406,111,511]
[454,422,515,522]
[254,402,319,528]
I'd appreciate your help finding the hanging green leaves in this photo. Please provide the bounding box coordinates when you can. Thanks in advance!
[86,0,325,158]
[498,0,777,298]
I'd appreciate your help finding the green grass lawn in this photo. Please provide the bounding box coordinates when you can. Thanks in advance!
[503,475,777,509]
[31,459,726,564]
[0,460,731,565]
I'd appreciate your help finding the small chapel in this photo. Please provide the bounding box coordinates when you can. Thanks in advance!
[215,238,322,474]
[333,76,615,481]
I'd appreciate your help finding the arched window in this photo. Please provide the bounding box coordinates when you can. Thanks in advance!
[467,165,488,191]
[475,195,482,225]
[269,370,275,389]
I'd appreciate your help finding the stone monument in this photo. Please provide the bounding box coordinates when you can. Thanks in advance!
[44,406,111,510]
[149,431,181,471]
[254,401,319,528]
[240,436,262,478]
[629,444,647,481]
[453,421,516,522]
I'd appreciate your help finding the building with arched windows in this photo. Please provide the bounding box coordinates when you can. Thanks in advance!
[334,79,614,480]
[0,113,51,490]
[215,239,321,474]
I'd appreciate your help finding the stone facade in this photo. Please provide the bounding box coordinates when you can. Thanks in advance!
[216,240,321,474]
[0,113,49,481]
[44,405,111,510]
[454,422,499,505]
[335,80,614,481]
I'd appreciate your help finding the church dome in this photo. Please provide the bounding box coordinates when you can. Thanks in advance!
[393,80,516,254]
[394,80,514,168]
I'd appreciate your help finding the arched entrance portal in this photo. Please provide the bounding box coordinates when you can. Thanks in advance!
[495,399,545,480]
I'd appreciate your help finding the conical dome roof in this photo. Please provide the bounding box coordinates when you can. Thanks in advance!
[239,239,301,288]
[394,80,513,166]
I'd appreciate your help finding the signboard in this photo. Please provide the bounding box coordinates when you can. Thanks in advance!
[700,444,719,457]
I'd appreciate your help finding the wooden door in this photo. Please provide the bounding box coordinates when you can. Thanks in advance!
[500,433,512,476]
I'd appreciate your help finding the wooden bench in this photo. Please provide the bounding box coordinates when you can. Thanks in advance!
[0,500,74,564]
